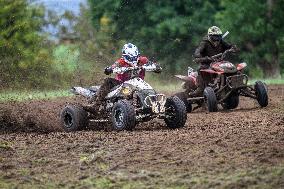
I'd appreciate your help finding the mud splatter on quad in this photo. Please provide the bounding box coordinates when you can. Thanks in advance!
[60,65,187,132]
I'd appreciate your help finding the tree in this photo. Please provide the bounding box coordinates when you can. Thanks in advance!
[75,3,117,63]
[0,0,53,89]
[216,0,284,78]
[88,0,221,75]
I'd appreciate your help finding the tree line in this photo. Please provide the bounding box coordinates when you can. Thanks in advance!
[0,0,283,90]
[89,0,284,78]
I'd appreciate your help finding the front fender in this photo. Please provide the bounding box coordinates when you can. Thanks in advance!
[237,62,247,71]
[175,75,197,90]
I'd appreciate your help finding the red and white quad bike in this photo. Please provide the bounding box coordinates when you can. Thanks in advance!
[174,49,268,112]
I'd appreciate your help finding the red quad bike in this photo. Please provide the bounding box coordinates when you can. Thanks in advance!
[174,49,268,112]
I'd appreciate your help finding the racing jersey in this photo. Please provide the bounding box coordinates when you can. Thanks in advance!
[111,56,149,82]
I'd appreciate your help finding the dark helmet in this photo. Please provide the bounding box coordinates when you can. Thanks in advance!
[208,26,222,42]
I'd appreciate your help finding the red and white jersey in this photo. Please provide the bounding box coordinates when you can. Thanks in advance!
[112,56,149,82]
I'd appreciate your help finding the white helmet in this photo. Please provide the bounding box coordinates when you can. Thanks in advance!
[122,43,140,66]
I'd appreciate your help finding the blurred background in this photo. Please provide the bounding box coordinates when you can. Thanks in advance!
[0,0,283,91]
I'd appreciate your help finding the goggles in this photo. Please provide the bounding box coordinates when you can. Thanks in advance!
[209,35,222,42]
[123,54,139,63]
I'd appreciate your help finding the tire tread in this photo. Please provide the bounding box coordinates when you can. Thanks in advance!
[164,96,187,129]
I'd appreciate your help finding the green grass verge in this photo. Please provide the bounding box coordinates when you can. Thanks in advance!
[0,78,282,102]
[0,90,72,102]
[150,82,182,94]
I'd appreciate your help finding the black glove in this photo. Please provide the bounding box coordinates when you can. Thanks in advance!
[205,56,214,62]
[104,67,113,75]
[194,56,214,64]
[154,64,162,73]
[230,45,239,53]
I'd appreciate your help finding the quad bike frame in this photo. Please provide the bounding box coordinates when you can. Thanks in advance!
[60,65,187,132]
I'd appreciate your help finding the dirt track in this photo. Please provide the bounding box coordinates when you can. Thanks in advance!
[0,85,284,188]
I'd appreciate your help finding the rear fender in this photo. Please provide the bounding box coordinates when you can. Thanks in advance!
[71,87,96,98]
[175,75,197,89]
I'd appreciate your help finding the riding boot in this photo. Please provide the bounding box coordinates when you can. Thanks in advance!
[83,87,106,114]
[83,78,120,114]
[189,75,205,97]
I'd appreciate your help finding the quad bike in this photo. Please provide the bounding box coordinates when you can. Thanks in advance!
[60,64,187,132]
[175,49,268,112]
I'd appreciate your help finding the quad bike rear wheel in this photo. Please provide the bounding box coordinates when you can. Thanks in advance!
[164,96,187,129]
[204,87,218,112]
[111,100,136,131]
[174,92,192,113]
[255,81,268,107]
[222,93,239,110]
[60,105,88,132]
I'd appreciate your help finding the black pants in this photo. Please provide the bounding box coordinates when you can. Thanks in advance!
[96,78,121,102]
[197,64,211,86]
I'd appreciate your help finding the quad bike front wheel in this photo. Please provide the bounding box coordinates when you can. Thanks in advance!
[174,92,192,113]
[255,81,268,107]
[164,96,187,129]
[60,105,88,132]
[222,93,239,110]
[111,100,136,131]
[204,87,218,112]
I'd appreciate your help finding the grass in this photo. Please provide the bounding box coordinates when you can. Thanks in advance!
[74,165,284,189]
[0,78,283,102]
[0,141,13,150]
[248,78,284,85]
[0,90,72,102]
[0,82,180,103]
[150,81,182,94]
[32,158,50,165]
[0,165,283,189]
[187,166,284,188]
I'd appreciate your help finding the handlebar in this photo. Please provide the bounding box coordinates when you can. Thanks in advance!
[112,66,134,74]
[112,64,160,74]
[211,48,236,60]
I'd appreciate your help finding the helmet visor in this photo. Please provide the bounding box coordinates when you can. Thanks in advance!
[123,55,139,63]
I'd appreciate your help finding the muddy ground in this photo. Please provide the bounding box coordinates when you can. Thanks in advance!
[0,85,284,188]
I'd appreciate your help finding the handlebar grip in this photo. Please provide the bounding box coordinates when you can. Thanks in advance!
[104,67,113,75]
